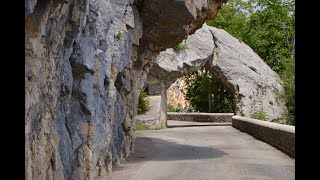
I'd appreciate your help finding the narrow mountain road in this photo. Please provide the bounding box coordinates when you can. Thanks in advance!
[106,120,295,180]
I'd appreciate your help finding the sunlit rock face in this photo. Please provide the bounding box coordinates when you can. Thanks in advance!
[25,0,225,179]
[147,24,287,121]
[166,78,189,109]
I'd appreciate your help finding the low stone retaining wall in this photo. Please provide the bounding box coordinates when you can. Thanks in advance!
[232,116,295,158]
[167,112,234,123]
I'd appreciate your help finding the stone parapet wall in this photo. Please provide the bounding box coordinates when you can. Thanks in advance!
[232,116,295,157]
[167,112,234,123]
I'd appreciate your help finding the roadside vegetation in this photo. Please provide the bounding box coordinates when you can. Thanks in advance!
[137,90,150,115]
[135,121,151,131]
[135,121,161,131]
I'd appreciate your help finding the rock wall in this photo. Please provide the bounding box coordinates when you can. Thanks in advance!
[25,0,225,179]
[147,24,287,121]
[166,77,189,108]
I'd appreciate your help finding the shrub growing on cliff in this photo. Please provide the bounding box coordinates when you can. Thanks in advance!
[138,90,150,114]
[250,110,268,120]
[174,41,188,52]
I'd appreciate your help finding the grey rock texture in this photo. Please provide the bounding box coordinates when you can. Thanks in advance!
[147,24,287,121]
[25,0,37,15]
[25,0,225,179]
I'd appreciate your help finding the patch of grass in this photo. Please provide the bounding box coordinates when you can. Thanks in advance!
[173,42,188,52]
[275,114,294,125]
[135,122,151,131]
[250,110,268,120]
[116,31,123,40]
[135,122,162,131]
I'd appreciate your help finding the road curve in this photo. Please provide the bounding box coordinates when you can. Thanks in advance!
[106,120,295,180]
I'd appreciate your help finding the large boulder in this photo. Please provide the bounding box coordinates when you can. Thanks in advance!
[147,24,287,121]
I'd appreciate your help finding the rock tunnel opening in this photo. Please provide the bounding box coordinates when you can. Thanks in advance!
[140,60,237,128]
[144,23,287,128]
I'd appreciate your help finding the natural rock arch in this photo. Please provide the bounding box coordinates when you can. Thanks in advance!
[146,24,287,124]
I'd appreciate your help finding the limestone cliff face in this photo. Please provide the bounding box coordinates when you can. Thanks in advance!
[25,0,225,179]
[147,24,287,121]
[167,78,189,109]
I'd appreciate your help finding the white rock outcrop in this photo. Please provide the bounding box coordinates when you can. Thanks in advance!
[147,24,287,121]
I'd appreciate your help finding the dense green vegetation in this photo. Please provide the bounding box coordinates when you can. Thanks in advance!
[167,104,183,112]
[183,68,234,113]
[137,90,150,115]
[206,0,295,124]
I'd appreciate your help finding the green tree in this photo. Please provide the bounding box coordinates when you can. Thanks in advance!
[207,0,294,71]
[279,57,295,125]
[207,0,295,124]
[184,68,234,113]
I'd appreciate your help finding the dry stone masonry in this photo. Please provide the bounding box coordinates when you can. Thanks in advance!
[25,0,225,179]
[168,112,234,123]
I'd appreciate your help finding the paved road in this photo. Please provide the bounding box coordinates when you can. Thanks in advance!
[107,120,295,180]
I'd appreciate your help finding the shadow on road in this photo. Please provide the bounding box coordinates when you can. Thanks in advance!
[129,136,227,162]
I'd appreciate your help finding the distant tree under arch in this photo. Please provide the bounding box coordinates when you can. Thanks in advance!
[184,68,234,113]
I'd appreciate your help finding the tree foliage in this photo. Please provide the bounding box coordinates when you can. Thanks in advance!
[207,0,295,124]
[207,0,294,71]
[184,68,234,113]
[279,57,295,125]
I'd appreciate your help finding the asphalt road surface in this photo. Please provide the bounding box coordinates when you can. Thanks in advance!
[106,120,295,180]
